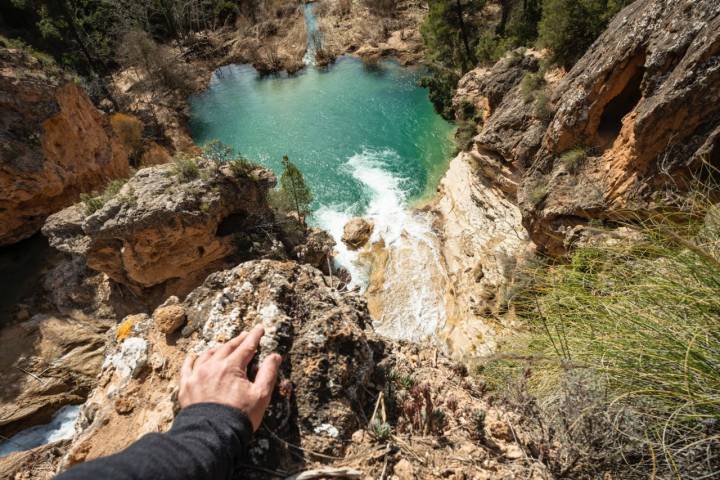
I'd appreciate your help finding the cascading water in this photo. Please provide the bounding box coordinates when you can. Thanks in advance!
[189,20,456,344]
[302,3,321,65]
[0,404,81,457]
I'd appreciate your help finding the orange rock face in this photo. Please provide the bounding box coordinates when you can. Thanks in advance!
[0,48,131,246]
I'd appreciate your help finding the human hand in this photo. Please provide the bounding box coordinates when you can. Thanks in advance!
[179,324,282,431]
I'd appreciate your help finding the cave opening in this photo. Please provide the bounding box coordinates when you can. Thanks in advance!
[597,65,645,144]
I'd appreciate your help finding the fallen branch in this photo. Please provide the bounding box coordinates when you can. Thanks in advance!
[284,467,363,480]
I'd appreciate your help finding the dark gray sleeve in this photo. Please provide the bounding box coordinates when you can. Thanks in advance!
[55,403,253,480]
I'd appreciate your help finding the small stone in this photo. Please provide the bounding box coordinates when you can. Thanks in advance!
[393,459,415,480]
[153,304,186,334]
[504,444,524,460]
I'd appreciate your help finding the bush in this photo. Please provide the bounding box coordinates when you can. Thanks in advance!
[454,120,477,152]
[80,178,127,215]
[538,0,630,69]
[533,90,553,122]
[500,187,720,477]
[475,31,510,65]
[110,113,143,158]
[172,154,200,182]
[519,71,545,102]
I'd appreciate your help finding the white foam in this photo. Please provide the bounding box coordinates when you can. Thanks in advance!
[314,148,447,342]
[0,404,81,457]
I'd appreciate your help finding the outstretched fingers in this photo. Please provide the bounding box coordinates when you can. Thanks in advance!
[215,331,248,360]
[180,352,197,386]
[227,324,265,369]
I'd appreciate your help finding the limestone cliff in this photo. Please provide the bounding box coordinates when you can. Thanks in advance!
[521,0,720,254]
[0,47,132,246]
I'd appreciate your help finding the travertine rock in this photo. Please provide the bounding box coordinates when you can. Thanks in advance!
[57,260,550,479]
[42,159,277,305]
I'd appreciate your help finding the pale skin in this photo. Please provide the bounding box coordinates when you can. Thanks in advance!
[179,324,282,431]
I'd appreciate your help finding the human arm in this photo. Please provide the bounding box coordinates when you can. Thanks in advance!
[55,325,281,480]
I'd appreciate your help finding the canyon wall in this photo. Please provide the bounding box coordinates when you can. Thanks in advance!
[0,47,132,246]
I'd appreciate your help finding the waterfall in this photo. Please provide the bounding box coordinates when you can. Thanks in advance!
[302,3,321,65]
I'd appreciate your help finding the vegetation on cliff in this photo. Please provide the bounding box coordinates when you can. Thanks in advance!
[421,0,632,116]
[481,181,720,477]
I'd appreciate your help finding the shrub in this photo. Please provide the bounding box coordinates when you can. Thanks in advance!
[475,31,506,65]
[538,0,630,69]
[454,120,477,152]
[172,154,200,182]
[559,147,585,171]
[80,178,127,215]
[527,183,548,205]
[519,71,545,102]
[533,90,553,122]
[227,157,255,178]
[110,113,143,158]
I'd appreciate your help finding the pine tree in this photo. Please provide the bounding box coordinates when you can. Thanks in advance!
[278,155,313,225]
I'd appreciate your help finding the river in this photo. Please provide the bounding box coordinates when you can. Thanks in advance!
[189,4,455,342]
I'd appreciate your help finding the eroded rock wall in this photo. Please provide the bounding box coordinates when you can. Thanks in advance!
[0,47,131,246]
[521,0,720,254]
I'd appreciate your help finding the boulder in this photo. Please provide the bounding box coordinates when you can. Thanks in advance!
[0,47,132,246]
[341,217,374,250]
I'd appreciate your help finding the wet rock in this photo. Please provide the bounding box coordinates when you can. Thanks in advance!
[0,47,132,246]
[341,217,374,250]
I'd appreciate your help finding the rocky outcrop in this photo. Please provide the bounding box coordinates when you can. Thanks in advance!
[0,47,132,246]
[0,315,110,438]
[341,217,374,250]
[520,0,720,254]
[42,158,277,307]
[56,259,550,478]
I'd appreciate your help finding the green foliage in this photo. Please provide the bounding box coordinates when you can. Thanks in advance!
[532,90,553,121]
[454,120,477,152]
[528,182,548,205]
[172,154,200,182]
[370,420,392,441]
[474,31,511,65]
[519,71,545,102]
[419,68,460,119]
[538,0,630,68]
[80,178,127,215]
[420,0,486,117]
[201,140,258,178]
[275,155,313,221]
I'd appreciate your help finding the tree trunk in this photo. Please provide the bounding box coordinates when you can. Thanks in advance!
[454,0,474,73]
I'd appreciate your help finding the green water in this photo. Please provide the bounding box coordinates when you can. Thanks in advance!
[188,58,456,214]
